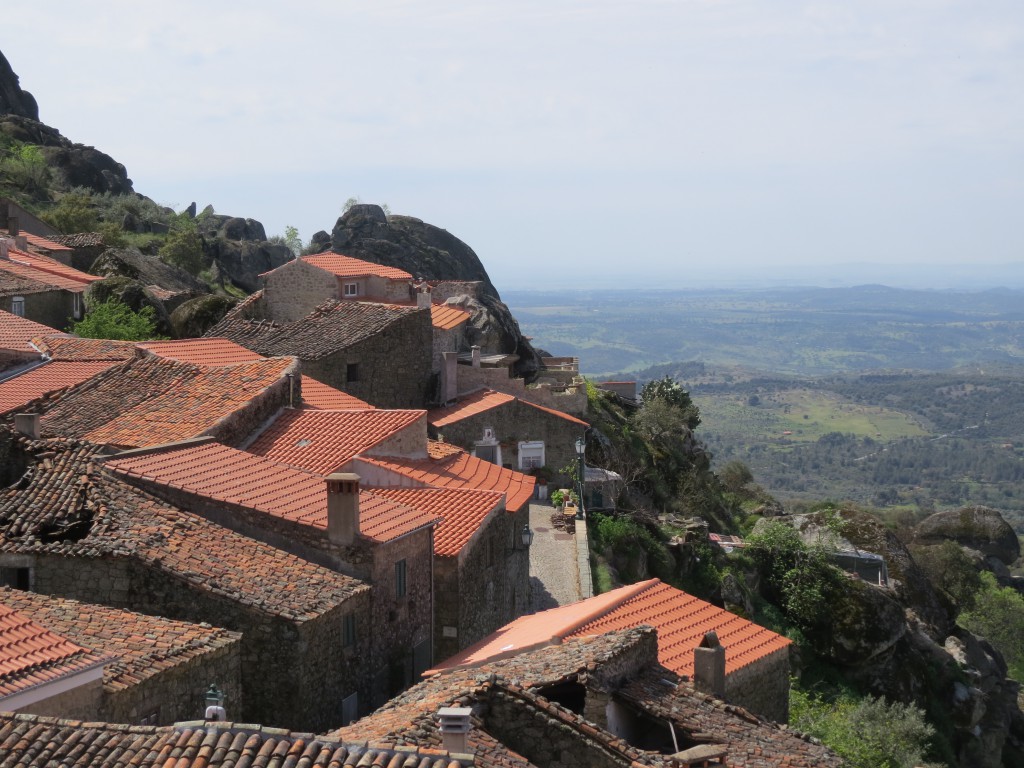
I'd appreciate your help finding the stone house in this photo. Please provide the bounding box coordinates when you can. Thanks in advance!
[0,434,371,732]
[0,240,101,329]
[0,587,240,725]
[429,387,589,480]
[428,578,792,723]
[207,293,433,408]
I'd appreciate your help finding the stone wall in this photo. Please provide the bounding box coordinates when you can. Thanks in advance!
[432,325,463,374]
[0,289,76,331]
[13,678,104,720]
[453,365,587,416]
[364,418,429,460]
[262,259,339,322]
[429,281,481,302]
[724,647,790,723]
[212,362,297,447]
[303,309,433,409]
[431,400,586,478]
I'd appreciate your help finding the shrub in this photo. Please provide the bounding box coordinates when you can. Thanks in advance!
[159,213,204,274]
[959,571,1024,681]
[71,299,163,341]
[43,192,98,233]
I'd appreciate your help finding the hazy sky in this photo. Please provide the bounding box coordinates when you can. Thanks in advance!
[3,2,1022,290]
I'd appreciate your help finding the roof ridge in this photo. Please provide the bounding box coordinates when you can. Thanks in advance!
[555,579,661,638]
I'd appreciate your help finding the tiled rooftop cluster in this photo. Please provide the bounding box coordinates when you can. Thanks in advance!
[0,310,59,354]
[0,438,367,620]
[0,247,101,294]
[208,298,422,360]
[0,714,474,768]
[0,587,240,693]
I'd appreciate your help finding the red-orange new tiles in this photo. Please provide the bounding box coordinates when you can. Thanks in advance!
[302,252,412,280]
[0,310,59,353]
[0,360,118,415]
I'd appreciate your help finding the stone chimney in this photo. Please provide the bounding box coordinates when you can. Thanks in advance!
[13,413,40,440]
[0,237,11,260]
[693,631,726,699]
[8,215,18,236]
[438,706,473,754]
[326,473,361,545]
[441,351,458,403]
[471,345,481,367]
[416,282,432,309]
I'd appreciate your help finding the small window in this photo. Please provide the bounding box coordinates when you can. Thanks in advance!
[11,296,25,317]
[395,559,407,598]
[72,292,82,319]
[139,709,160,726]
[0,567,30,590]
[346,362,360,382]
[343,282,359,297]
[475,444,498,464]
[343,613,356,647]
[518,441,545,470]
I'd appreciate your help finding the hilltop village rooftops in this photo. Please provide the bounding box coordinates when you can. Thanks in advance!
[0,715,475,768]
[105,439,441,544]
[37,354,297,449]
[0,587,240,694]
[0,600,110,700]
[428,578,791,679]
[137,336,374,410]
[337,627,837,768]
[429,387,590,428]
[0,438,367,621]
[0,310,60,354]
[33,335,139,361]
[358,440,536,514]
[208,297,424,360]
[245,407,426,475]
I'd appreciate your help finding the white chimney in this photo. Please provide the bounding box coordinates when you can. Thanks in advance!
[471,345,481,367]
[693,631,726,699]
[326,473,360,545]
[417,282,432,309]
[438,706,473,754]
[13,413,40,440]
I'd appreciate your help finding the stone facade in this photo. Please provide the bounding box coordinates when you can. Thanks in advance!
[433,503,531,662]
[723,647,790,723]
[453,364,587,416]
[12,678,104,720]
[0,288,78,331]
[262,259,342,323]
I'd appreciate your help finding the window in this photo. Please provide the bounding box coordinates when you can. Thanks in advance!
[346,362,360,382]
[343,282,359,297]
[343,613,356,647]
[395,559,407,598]
[518,441,545,470]
[139,709,160,726]
[475,444,498,464]
[72,292,82,319]
[10,296,24,317]
[0,567,30,590]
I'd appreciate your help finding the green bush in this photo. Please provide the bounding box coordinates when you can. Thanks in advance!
[959,571,1024,681]
[0,142,50,195]
[159,212,204,274]
[43,192,98,233]
[71,299,164,341]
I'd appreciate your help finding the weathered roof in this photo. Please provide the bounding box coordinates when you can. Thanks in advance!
[0,588,240,693]
[0,439,367,621]
[46,232,106,248]
[429,388,589,428]
[106,440,439,544]
[301,251,413,281]
[0,268,51,298]
[430,579,790,678]
[0,360,119,416]
[15,232,72,253]
[0,248,100,292]
[363,441,535,514]
[34,335,138,361]
[0,600,108,700]
[368,486,504,557]
[0,310,59,354]
[208,299,423,360]
[246,407,425,475]
[39,355,296,449]
[0,714,473,768]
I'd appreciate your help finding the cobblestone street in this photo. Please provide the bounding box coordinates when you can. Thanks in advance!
[528,502,582,611]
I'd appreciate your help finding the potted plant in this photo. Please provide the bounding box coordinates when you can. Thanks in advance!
[550,488,566,509]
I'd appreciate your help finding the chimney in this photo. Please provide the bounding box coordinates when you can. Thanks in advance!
[13,413,40,440]
[471,345,481,367]
[416,282,432,309]
[438,706,473,754]
[0,238,10,260]
[326,473,361,545]
[693,631,726,699]
[441,351,458,403]
[8,215,18,236]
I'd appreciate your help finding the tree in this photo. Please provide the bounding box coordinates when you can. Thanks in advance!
[159,212,204,274]
[43,192,98,233]
[71,299,163,341]
[269,225,303,256]
[640,376,700,429]
[959,571,1024,680]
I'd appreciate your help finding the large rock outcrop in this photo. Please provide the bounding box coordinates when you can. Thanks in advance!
[913,506,1021,567]
[0,49,38,120]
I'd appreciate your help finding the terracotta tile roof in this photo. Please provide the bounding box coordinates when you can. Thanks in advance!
[369,486,504,557]
[430,303,471,330]
[299,376,374,410]
[0,248,100,292]
[207,298,423,360]
[364,443,535,514]
[137,337,264,366]
[0,601,109,699]
[106,439,439,543]
[431,579,790,679]
[0,268,51,298]
[46,232,106,248]
[35,335,138,361]
[39,356,297,449]
[430,388,589,428]
[15,232,72,252]
[0,715,473,768]
[0,588,239,693]
[0,439,367,620]
[301,251,413,280]
[0,360,118,415]
[0,310,59,353]
[246,407,425,475]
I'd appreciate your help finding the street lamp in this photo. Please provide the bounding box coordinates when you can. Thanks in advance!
[520,523,534,549]
[205,684,226,722]
[575,436,586,520]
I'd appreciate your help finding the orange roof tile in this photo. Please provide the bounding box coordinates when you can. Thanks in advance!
[0,601,109,699]
[364,443,535,513]
[301,252,413,280]
[0,310,59,353]
[246,408,425,475]
[106,440,439,543]
[18,233,72,252]
[430,303,470,330]
[369,486,504,557]
[429,579,790,677]
[429,388,589,428]
[299,376,374,410]
[35,336,138,361]
[0,360,118,415]
[137,337,264,366]
[1,248,101,291]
